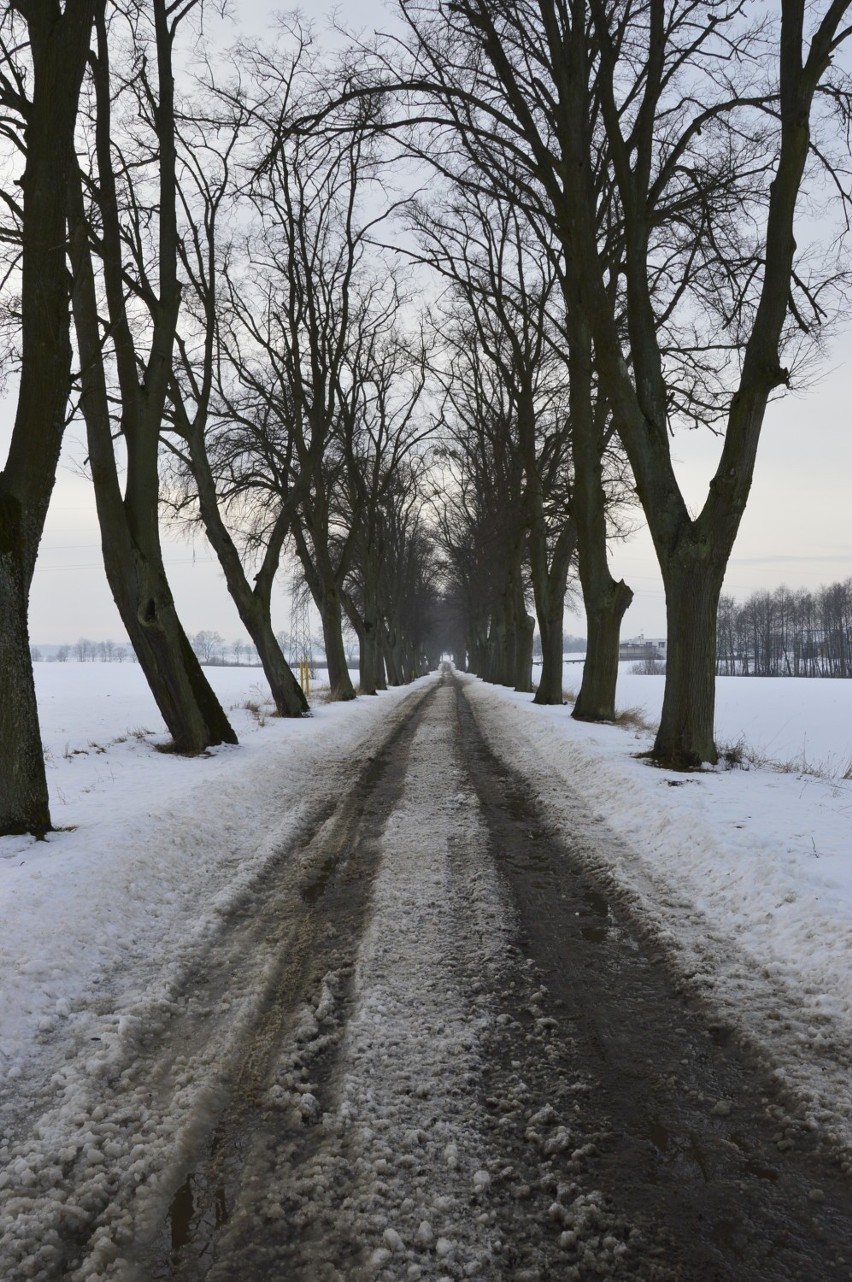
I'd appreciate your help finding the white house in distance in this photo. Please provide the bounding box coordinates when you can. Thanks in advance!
[619,633,667,660]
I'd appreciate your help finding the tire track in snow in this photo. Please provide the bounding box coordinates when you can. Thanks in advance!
[181,678,513,1280]
[0,681,439,1282]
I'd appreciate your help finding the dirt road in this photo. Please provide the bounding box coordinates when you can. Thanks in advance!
[4,671,852,1280]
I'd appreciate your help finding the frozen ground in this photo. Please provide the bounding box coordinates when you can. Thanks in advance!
[486,663,852,1151]
[1,660,852,1277]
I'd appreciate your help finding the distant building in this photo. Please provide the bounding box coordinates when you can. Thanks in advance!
[619,634,667,660]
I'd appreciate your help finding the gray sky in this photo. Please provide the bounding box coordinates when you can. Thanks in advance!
[8,0,852,645]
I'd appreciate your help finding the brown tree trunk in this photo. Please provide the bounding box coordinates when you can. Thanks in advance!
[382,622,404,685]
[321,591,357,700]
[573,580,633,722]
[69,173,237,752]
[183,429,307,716]
[239,600,309,717]
[529,523,577,705]
[345,579,383,696]
[0,507,50,835]
[567,313,633,722]
[514,607,535,693]
[536,614,567,705]
[101,531,237,752]
[0,0,96,835]
[654,554,724,768]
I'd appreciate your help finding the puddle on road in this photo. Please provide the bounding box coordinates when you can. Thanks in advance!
[580,887,613,942]
[169,1170,229,1253]
[152,1130,243,1279]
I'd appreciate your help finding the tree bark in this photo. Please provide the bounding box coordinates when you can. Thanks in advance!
[573,579,633,721]
[654,553,725,768]
[292,519,356,701]
[529,521,577,705]
[321,591,356,700]
[565,313,633,721]
[514,606,535,693]
[0,0,96,835]
[536,613,567,705]
[0,504,50,835]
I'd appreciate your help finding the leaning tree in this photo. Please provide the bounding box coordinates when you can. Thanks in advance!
[69,0,236,752]
[0,0,96,836]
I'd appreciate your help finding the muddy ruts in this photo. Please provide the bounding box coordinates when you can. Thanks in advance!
[454,675,852,1281]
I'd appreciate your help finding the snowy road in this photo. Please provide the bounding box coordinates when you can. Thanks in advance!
[3,671,852,1280]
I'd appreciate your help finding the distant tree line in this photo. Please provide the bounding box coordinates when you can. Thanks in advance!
[717,582,852,678]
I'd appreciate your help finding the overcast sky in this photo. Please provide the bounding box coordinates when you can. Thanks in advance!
[7,0,852,646]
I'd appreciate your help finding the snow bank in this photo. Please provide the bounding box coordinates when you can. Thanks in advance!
[0,666,428,1099]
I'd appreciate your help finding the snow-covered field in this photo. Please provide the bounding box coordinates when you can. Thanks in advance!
[2,658,852,1273]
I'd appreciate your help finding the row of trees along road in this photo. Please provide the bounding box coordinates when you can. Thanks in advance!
[0,5,442,837]
[336,0,852,765]
[1,1,851,836]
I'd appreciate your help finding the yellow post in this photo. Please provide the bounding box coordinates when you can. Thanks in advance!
[298,657,311,698]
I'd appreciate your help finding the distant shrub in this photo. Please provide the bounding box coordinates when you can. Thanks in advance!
[630,657,666,675]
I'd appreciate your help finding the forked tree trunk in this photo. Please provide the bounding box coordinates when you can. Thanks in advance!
[567,314,633,722]
[654,555,725,768]
[184,431,307,716]
[69,190,237,753]
[66,4,236,755]
[530,525,577,705]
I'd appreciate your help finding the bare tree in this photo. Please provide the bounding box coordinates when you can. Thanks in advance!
[163,82,308,716]
[207,43,413,700]
[0,0,95,836]
[353,0,852,764]
[68,0,236,753]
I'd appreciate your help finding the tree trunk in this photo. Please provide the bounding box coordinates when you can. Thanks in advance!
[514,608,535,693]
[242,601,309,717]
[321,590,356,701]
[573,579,633,721]
[653,556,724,768]
[536,614,567,705]
[357,596,382,695]
[0,506,50,835]
[566,310,633,722]
[0,0,97,836]
[102,537,238,752]
[183,430,307,716]
[383,622,404,685]
[529,522,577,705]
[69,182,237,753]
